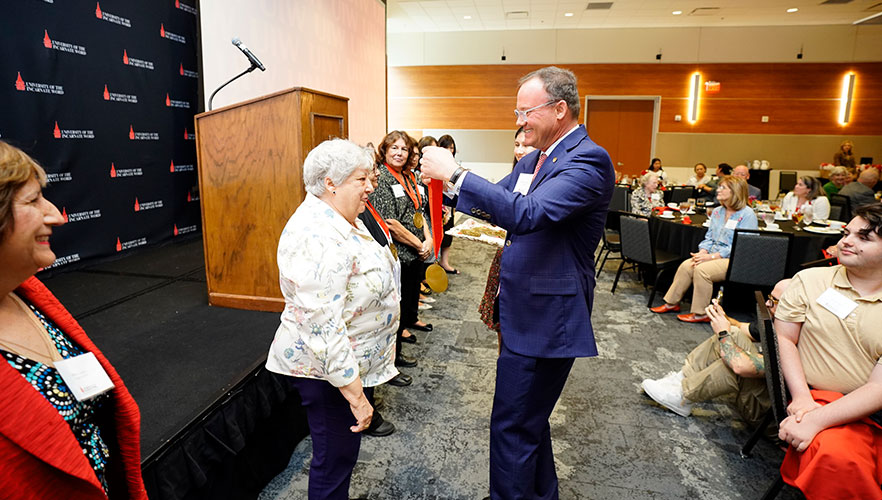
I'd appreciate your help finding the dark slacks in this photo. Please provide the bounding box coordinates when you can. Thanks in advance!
[290,377,373,500]
[489,342,575,500]
[398,259,424,334]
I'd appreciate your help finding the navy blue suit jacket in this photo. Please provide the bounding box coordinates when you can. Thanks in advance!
[457,125,614,358]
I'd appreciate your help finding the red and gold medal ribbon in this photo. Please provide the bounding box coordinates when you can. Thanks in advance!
[428,179,443,259]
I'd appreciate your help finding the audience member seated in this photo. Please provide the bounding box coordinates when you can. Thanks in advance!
[733,165,761,200]
[651,176,758,323]
[696,163,732,201]
[822,166,850,198]
[642,157,667,184]
[781,176,830,220]
[0,141,148,499]
[642,280,790,432]
[630,172,663,216]
[686,162,710,187]
[774,204,882,500]
[838,167,880,208]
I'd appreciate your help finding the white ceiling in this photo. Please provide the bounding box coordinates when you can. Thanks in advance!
[387,0,882,32]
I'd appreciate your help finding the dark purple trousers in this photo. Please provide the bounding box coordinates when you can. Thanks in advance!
[291,377,373,500]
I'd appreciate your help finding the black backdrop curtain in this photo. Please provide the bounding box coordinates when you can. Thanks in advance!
[1,0,201,269]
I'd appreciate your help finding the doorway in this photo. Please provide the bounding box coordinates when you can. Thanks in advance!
[584,96,659,178]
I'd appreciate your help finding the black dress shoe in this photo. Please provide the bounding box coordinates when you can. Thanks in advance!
[364,419,395,437]
[400,333,417,344]
[387,373,412,386]
[410,323,433,332]
[395,354,418,368]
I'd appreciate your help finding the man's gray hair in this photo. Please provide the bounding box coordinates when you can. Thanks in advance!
[303,138,374,196]
[519,66,580,119]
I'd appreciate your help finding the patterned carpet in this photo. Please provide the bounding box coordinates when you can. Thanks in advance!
[259,237,802,500]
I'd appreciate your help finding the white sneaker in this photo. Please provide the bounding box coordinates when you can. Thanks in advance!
[657,370,684,387]
[420,297,437,303]
[419,303,433,310]
[641,376,693,417]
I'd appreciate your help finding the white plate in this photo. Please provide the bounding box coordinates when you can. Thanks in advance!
[774,215,789,221]
[804,226,842,235]
[702,221,711,227]
[659,214,675,219]
[761,226,783,232]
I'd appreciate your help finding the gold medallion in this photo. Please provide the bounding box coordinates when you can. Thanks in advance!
[425,263,448,293]
[413,211,424,229]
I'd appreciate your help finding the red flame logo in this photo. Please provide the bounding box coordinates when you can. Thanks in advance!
[62,207,69,223]
[183,128,188,139]
[103,84,110,100]
[110,163,116,177]
[53,122,61,139]
[15,72,25,91]
[43,30,52,48]
[166,93,171,106]
[116,238,122,252]
[123,50,129,65]
[169,161,175,172]
[129,125,135,140]
[134,198,140,211]
[175,0,180,8]
[180,63,184,75]
[95,2,102,18]
[160,24,166,38]
[174,224,179,236]
[187,192,192,202]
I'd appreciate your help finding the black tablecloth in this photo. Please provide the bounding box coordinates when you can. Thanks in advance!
[650,211,838,277]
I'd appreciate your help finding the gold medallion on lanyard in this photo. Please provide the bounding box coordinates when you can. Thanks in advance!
[413,211,424,229]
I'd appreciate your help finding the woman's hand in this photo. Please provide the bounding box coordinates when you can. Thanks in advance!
[419,237,433,260]
[689,249,715,266]
[338,378,373,433]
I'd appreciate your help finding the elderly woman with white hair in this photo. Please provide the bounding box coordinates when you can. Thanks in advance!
[630,171,664,216]
[265,139,400,500]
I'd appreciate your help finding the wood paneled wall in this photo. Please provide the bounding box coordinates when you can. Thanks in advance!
[389,63,882,136]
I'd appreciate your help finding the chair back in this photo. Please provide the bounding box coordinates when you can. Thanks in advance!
[830,194,851,222]
[610,185,631,212]
[755,290,789,424]
[618,213,654,265]
[669,186,695,204]
[779,171,797,194]
[726,230,791,288]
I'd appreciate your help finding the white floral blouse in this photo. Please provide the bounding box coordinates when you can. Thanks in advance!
[265,193,401,388]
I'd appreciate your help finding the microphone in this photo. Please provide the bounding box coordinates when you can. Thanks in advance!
[231,37,265,71]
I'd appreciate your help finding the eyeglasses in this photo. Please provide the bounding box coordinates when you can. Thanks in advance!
[766,294,779,307]
[514,100,557,121]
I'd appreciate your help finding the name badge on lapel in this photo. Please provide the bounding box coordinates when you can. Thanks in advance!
[725,219,738,230]
[513,173,533,195]
[816,288,858,320]
[54,352,115,401]
[391,184,406,198]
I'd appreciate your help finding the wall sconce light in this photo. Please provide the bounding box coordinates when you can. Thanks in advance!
[687,72,701,123]
[838,72,855,125]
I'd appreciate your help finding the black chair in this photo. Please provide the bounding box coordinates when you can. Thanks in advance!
[779,171,797,195]
[596,211,622,277]
[610,184,631,213]
[748,291,789,499]
[612,213,683,307]
[669,185,695,204]
[830,194,851,222]
[724,230,792,290]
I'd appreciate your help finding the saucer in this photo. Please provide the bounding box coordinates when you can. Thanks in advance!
[774,215,788,221]
[762,226,782,232]
[659,214,675,219]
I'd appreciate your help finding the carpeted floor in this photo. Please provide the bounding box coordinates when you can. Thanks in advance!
[259,237,802,500]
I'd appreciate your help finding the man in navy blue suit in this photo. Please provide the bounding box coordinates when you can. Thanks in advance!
[421,66,614,499]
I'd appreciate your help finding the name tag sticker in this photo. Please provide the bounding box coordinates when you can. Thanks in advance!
[54,352,115,401]
[514,173,533,195]
[816,288,858,320]
[725,219,738,230]
[391,184,406,198]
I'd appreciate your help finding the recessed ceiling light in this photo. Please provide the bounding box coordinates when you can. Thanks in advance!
[672,10,683,15]
[464,15,472,19]
[564,12,574,17]
[787,7,798,13]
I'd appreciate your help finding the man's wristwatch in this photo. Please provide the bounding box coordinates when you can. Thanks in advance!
[449,166,465,185]
[717,330,730,340]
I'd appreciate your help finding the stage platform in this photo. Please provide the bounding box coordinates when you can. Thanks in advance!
[38,236,307,500]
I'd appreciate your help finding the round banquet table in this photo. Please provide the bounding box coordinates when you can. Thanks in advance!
[649,211,840,277]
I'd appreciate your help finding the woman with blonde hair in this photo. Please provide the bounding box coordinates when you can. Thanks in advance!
[651,176,758,323]
[781,175,830,220]
[833,140,856,170]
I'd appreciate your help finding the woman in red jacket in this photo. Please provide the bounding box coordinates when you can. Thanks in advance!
[0,141,147,500]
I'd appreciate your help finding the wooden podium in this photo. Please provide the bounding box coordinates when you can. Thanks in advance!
[194,87,349,311]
